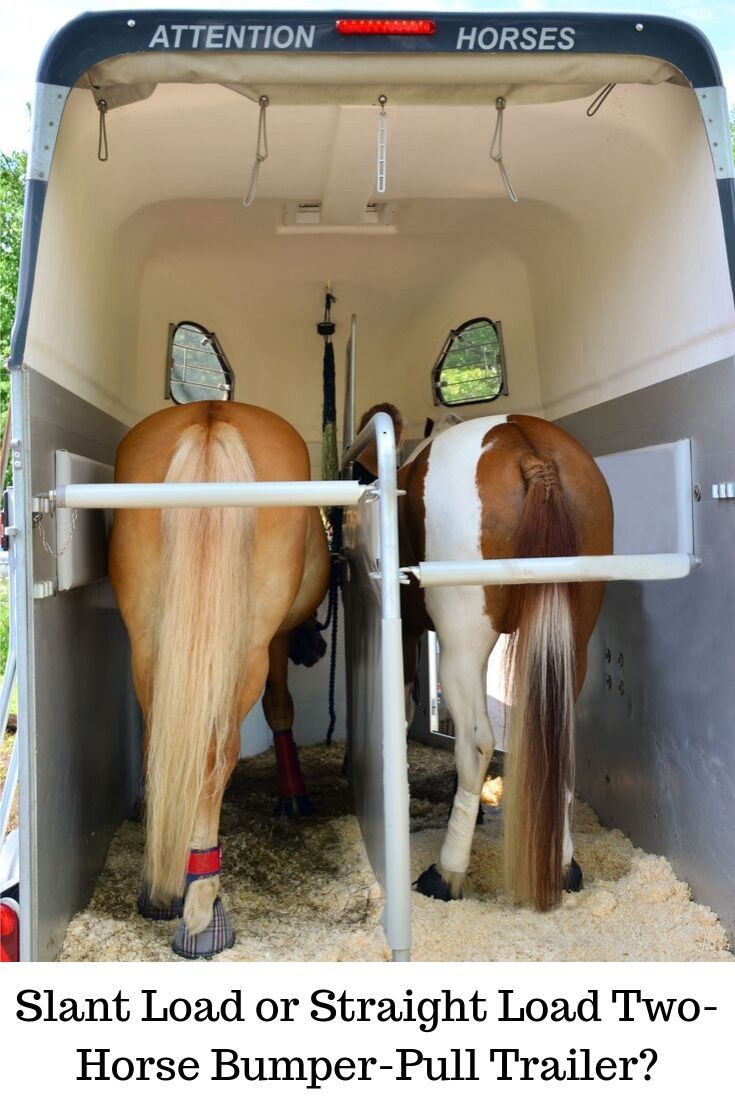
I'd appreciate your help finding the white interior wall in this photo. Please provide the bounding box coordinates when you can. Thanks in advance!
[25,91,146,425]
[25,77,735,446]
[132,199,542,439]
[518,83,735,418]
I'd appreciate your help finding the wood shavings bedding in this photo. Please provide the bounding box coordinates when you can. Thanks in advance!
[60,743,732,962]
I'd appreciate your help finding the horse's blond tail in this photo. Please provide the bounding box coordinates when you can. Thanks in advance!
[503,454,578,911]
[145,420,256,903]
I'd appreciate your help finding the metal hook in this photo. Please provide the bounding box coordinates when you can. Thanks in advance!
[97,99,108,162]
[376,95,388,195]
[490,96,518,203]
[586,83,616,117]
[242,95,270,208]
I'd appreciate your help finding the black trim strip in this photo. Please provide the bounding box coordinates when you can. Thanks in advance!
[38,10,723,88]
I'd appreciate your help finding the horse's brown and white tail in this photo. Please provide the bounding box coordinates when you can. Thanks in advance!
[145,421,256,904]
[504,454,578,911]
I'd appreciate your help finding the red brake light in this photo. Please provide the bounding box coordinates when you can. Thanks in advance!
[336,19,436,36]
[0,901,19,962]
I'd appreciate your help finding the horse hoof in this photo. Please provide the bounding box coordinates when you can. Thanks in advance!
[563,858,584,893]
[415,864,458,901]
[171,897,235,959]
[274,794,315,818]
[137,886,184,921]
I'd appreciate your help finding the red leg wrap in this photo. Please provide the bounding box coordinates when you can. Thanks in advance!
[273,729,307,797]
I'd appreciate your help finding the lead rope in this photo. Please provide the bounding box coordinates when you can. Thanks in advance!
[315,290,341,744]
[242,95,269,208]
[314,563,341,744]
[490,97,518,204]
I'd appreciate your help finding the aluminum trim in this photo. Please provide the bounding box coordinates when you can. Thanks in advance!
[695,87,735,180]
[27,83,70,182]
[9,366,39,961]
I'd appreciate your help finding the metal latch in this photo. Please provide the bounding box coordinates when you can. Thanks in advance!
[1,489,13,551]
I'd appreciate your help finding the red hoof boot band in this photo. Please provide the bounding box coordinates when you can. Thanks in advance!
[186,845,221,887]
[273,729,308,798]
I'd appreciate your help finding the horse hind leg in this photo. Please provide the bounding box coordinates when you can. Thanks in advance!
[170,726,241,958]
[263,633,315,817]
[416,624,499,901]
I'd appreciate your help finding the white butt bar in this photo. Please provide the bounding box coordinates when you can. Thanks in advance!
[410,552,698,588]
[55,480,365,510]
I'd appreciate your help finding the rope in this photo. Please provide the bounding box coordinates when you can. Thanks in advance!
[325,563,340,744]
[315,289,342,742]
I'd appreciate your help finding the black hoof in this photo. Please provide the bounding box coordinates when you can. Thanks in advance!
[415,864,454,901]
[274,793,316,818]
[563,858,584,893]
[137,886,184,921]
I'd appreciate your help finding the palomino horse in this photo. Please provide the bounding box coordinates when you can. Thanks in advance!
[109,400,330,957]
[359,406,613,911]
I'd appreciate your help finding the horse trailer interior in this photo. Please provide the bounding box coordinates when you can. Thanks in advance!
[4,9,735,961]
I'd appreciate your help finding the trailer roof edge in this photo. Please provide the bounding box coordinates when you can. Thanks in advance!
[36,9,725,91]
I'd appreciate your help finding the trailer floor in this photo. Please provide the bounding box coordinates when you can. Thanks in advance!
[61,743,732,962]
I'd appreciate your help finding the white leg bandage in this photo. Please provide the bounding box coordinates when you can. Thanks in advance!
[440,786,480,875]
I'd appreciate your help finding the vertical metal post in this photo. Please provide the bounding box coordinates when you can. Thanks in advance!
[375,415,411,961]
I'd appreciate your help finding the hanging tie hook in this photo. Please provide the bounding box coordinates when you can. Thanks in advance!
[242,95,270,208]
[376,94,388,195]
[490,96,518,204]
[97,99,108,162]
[586,82,616,117]
[317,287,337,343]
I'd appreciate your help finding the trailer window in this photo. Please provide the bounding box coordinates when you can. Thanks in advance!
[167,321,235,404]
[432,318,506,406]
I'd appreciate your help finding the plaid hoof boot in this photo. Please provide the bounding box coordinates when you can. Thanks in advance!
[171,897,235,959]
[137,886,184,921]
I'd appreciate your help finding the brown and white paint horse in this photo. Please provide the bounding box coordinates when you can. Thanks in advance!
[109,400,330,956]
[360,405,613,911]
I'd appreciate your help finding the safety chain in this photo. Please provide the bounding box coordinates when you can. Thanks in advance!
[35,507,79,559]
[242,95,269,208]
[490,97,518,204]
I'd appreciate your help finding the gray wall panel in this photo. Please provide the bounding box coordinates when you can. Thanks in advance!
[559,357,735,944]
[28,370,140,960]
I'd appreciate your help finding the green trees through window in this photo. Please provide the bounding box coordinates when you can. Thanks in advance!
[432,317,506,406]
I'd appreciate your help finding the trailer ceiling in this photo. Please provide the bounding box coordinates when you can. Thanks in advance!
[25,61,735,440]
